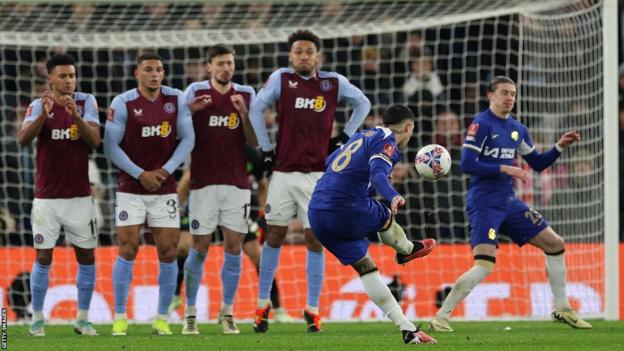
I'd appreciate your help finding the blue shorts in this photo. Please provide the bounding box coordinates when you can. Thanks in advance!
[467,197,549,248]
[308,200,390,265]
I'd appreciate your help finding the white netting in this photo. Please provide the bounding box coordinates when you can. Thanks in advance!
[0,0,609,323]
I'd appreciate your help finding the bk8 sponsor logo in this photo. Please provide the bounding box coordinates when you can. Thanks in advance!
[141,121,172,138]
[51,124,79,140]
[208,113,240,129]
[294,96,326,112]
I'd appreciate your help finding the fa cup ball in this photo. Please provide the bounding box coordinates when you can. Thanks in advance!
[415,144,451,180]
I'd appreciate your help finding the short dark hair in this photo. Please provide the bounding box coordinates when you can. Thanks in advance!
[487,76,515,93]
[136,52,164,66]
[288,30,320,51]
[206,44,235,63]
[383,104,414,125]
[46,54,75,74]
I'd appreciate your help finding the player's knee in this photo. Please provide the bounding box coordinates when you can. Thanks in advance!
[76,250,95,265]
[35,251,53,266]
[352,257,378,276]
[545,235,565,255]
[224,241,242,255]
[192,235,211,254]
[474,254,496,274]
[119,242,139,261]
[157,245,178,263]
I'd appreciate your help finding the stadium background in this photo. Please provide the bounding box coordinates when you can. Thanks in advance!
[0,0,621,322]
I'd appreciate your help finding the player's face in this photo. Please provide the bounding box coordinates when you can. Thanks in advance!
[489,83,516,114]
[48,65,76,96]
[208,53,235,86]
[289,40,320,76]
[135,59,164,93]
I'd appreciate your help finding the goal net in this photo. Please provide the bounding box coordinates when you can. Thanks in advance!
[0,0,617,323]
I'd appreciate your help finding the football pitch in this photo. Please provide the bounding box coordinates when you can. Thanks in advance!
[6,320,624,351]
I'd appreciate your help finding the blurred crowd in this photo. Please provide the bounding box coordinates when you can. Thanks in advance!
[0,1,619,246]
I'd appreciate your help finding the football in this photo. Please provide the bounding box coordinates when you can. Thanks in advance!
[415,144,452,180]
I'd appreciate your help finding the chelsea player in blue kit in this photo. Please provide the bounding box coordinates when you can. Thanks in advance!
[430,76,591,332]
[309,105,437,345]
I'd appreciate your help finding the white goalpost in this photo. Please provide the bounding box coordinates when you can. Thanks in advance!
[0,0,618,323]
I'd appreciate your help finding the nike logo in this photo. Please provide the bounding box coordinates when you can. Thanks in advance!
[491,134,499,139]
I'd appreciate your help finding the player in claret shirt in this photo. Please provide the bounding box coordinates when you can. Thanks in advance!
[249,29,370,333]
[18,53,101,337]
[430,76,590,332]
[104,53,195,336]
[180,44,256,335]
[308,104,437,345]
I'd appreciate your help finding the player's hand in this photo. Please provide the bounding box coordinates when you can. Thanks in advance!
[261,149,275,178]
[60,95,80,120]
[328,131,350,154]
[230,94,248,116]
[556,131,581,149]
[40,91,54,118]
[138,171,163,192]
[500,165,528,183]
[189,94,212,113]
[153,168,169,183]
[390,195,406,216]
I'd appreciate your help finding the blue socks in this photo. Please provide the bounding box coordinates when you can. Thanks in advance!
[306,250,325,309]
[30,261,50,314]
[157,260,178,316]
[258,242,281,300]
[221,252,242,305]
[76,263,95,311]
[112,256,134,314]
[184,248,205,306]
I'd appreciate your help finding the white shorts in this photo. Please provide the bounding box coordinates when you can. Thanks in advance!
[189,185,251,235]
[115,192,180,228]
[31,197,97,249]
[265,171,322,228]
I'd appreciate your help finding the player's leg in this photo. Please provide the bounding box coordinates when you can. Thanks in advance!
[29,198,62,336]
[111,192,147,336]
[145,193,181,335]
[352,256,436,344]
[377,211,436,264]
[150,226,179,335]
[431,204,502,332]
[243,235,293,322]
[182,186,218,335]
[431,243,496,332]
[219,227,245,334]
[112,224,142,335]
[296,172,325,332]
[529,227,592,329]
[503,199,591,329]
[168,228,191,316]
[64,196,99,335]
[72,246,98,335]
[256,172,295,332]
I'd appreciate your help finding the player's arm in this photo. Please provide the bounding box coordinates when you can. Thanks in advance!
[232,87,258,147]
[249,70,281,152]
[177,167,191,207]
[461,121,528,182]
[521,128,581,172]
[161,94,196,175]
[103,96,144,179]
[17,93,52,146]
[335,74,371,143]
[62,94,101,149]
[369,139,402,211]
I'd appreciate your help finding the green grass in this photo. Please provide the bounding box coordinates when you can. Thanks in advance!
[7,320,624,351]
